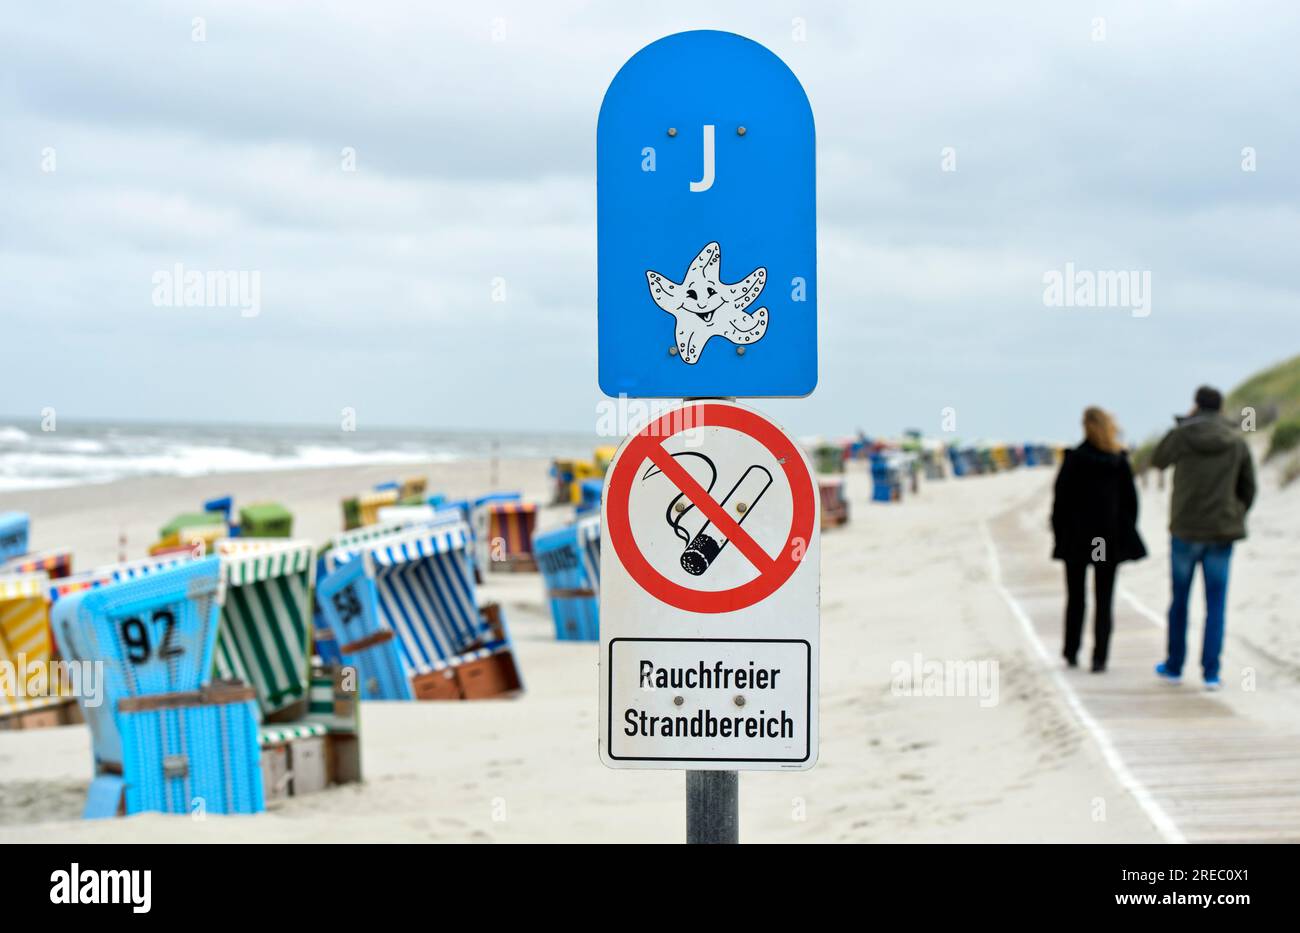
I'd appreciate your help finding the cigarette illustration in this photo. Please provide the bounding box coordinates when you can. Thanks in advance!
[643,452,716,546]
[679,464,773,575]
[639,454,769,574]
[643,455,773,577]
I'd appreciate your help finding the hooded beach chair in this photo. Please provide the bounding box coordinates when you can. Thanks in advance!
[149,521,227,557]
[321,522,522,699]
[2,547,73,579]
[946,445,966,477]
[870,454,894,502]
[593,446,618,475]
[0,512,29,564]
[341,496,362,531]
[51,558,225,761]
[399,475,427,502]
[215,541,362,797]
[239,502,294,538]
[577,479,603,516]
[0,572,75,727]
[475,500,538,572]
[203,495,234,526]
[358,489,399,527]
[213,539,314,720]
[568,462,600,503]
[49,552,197,606]
[51,558,264,816]
[316,556,411,700]
[549,459,577,504]
[312,508,469,670]
[534,515,601,641]
[812,443,845,475]
[159,511,226,540]
[818,478,849,529]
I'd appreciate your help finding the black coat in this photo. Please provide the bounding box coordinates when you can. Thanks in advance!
[1051,442,1147,564]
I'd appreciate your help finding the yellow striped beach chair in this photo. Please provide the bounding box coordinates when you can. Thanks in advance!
[358,490,399,527]
[0,572,73,724]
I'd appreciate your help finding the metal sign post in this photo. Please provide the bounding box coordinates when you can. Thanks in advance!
[687,770,738,844]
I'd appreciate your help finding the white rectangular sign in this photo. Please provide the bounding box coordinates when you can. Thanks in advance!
[598,399,820,770]
[606,638,812,765]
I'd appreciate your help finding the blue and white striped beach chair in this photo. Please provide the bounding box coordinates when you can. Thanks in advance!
[316,556,411,700]
[213,538,315,720]
[312,508,467,667]
[321,521,522,698]
[534,515,601,641]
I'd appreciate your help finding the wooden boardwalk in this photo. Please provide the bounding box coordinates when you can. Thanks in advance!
[986,496,1300,844]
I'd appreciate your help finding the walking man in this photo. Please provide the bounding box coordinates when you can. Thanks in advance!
[1150,386,1256,690]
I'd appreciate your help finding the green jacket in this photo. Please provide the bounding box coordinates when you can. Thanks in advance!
[1150,415,1256,542]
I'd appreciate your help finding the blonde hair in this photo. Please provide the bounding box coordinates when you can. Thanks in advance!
[1083,407,1121,453]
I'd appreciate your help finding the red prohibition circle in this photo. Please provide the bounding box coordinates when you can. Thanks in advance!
[605,402,816,614]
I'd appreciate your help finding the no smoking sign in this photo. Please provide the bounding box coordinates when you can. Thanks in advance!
[598,400,820,770]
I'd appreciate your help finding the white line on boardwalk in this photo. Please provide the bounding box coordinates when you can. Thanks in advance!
[1119,587,1165,628]
[981,522,1186,845]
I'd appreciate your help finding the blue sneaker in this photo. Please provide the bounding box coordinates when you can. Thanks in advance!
[1155,662,1182,685]
[1204,676,1222,692]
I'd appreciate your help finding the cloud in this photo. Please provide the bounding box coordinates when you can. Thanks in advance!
[1,0,1298,440]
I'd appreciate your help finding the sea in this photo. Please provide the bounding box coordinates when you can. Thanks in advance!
[0,418,599,492]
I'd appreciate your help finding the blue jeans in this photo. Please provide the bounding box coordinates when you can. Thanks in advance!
[1165,536,1233,680]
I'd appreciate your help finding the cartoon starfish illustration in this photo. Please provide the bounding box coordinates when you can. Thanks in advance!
[645,242,769,364]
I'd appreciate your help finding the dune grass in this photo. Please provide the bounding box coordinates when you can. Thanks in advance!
[1227,353,1300,427]
[1267,415,1300,461]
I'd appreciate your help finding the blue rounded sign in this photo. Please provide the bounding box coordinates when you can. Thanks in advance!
[597,31,817,398]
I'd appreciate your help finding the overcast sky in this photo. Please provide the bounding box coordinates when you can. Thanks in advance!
[2,1,1297,443]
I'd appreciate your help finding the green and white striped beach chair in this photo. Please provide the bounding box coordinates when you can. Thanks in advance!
[214,539,315,721]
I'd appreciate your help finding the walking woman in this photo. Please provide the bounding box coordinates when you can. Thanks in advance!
[1051,407,1147,672]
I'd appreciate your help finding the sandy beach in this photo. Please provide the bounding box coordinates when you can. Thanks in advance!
[3,448,1294,844]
